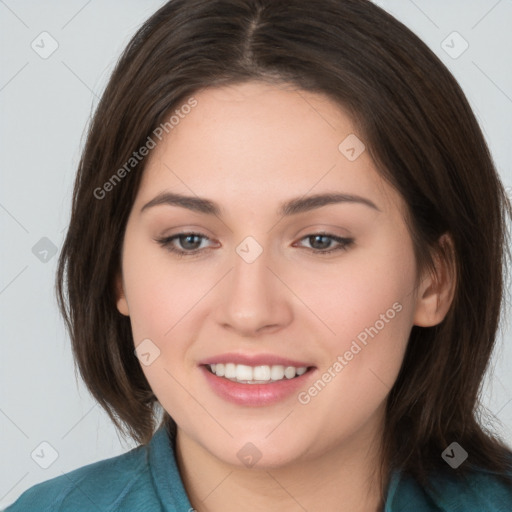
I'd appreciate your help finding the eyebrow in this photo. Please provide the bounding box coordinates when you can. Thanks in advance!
[140,191,381,217]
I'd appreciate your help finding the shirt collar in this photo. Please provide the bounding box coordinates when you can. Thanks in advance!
[148,423,194,511]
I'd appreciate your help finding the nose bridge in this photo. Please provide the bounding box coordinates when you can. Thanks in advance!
[217,236,292,334]
[232,239,270,297]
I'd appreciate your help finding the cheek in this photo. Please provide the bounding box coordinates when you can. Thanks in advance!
[122,248,200,412]
[310,248,414,405]
[121,239,216,395]
[294,238,416,411]
[295,293,412,444]
[299,246,415,352]
[121,236,201,340]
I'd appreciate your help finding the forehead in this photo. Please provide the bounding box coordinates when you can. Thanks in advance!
[136,81,403,217]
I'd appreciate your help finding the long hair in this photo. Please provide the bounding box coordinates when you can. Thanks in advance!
[56,0,512,496]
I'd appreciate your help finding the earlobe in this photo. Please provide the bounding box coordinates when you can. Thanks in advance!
[115,273,130,316]
[413,233,456,327]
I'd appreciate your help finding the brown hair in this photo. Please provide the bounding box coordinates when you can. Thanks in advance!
[56,0,512,498]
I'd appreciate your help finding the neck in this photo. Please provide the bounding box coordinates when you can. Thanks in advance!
[174,414,388,512]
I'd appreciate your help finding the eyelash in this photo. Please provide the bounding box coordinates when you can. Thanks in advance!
[155,231,354,258]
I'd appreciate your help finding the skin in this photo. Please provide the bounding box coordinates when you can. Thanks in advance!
[116,80,455,512]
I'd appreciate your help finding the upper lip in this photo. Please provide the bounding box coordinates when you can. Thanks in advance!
[199,353,314,368]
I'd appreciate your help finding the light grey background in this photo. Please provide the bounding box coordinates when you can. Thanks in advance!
[1,0,511,507]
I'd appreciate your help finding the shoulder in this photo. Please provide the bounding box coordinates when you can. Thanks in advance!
[388,464,512,511]
[2,442,159,512]
[430,466,512,511]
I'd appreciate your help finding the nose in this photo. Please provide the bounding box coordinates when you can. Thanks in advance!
[215,242,293,337]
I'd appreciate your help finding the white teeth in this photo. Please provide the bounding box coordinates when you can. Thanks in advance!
[236,364,253,381]
[208,363,308,383]
[284,366,296,379]
[270,365,284,380]
[225,363,236,379]
[254,365,271,381]
[215,363,225,377]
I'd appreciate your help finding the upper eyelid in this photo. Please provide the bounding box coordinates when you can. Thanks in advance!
[160,231,347,240]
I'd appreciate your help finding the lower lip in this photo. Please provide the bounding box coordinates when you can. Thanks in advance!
[200,365,316,406]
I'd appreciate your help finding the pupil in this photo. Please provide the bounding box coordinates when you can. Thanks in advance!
[181,234,200,250]
[311,235,330,249]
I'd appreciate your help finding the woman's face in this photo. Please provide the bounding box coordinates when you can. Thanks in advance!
[116,80,426,468]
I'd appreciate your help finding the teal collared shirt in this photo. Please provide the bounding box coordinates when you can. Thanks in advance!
[4,425,512,511]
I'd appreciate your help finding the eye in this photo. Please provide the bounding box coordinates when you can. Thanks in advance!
[294,233,354,255]
[155,232,215,257]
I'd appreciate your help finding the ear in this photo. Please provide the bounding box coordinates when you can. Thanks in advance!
[115,272,130,316]
[413,233,456,327]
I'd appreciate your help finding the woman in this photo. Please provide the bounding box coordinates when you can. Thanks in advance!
[6,0,512,510]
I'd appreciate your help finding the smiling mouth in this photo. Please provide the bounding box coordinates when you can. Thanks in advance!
[204,363,314,384]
